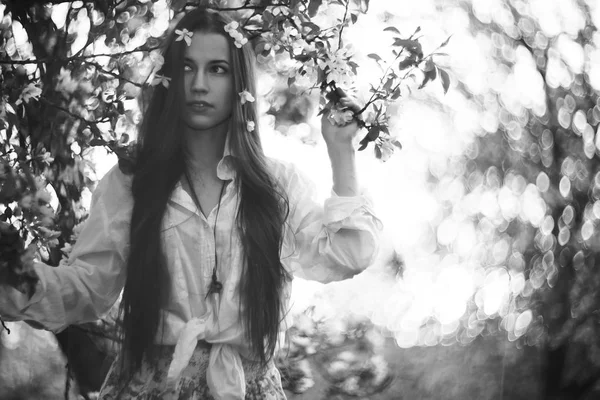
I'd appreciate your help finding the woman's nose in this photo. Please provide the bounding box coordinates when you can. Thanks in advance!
[191,71,209,92]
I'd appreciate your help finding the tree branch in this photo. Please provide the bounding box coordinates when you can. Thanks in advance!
[0,46,161,65]
[338,0,350,50]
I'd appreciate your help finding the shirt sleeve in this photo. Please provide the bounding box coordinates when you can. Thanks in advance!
[279,160,383,283]
[0,164,133,332]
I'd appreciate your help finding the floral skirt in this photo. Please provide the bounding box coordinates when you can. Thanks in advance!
[98,342,287,400]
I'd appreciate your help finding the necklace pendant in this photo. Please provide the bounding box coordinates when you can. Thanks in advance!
[208,279,223,295]
[206,272,223,297]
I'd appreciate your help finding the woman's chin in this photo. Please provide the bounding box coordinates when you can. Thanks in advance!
[184,117,229,133]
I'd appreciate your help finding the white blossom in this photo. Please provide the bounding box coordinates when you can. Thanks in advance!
[101,88,117,103]
[148,50,165,72]
[271,6,290,16]
[16,83,42,105]
[379,139,395,162]
[238,90,255,104]
[41,151,54,165]
[175,28,193,46]
[224,21,239,33]
[246,121,255,132]
[151,74,171,88]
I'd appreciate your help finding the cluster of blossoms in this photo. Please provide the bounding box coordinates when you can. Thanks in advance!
[317,46,356,89]
[260,32,281,55]
[224,21,248,48]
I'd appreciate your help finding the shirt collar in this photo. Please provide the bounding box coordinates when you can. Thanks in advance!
[168,131,236,220]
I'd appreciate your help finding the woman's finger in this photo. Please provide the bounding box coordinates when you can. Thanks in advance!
[339,97,361,113]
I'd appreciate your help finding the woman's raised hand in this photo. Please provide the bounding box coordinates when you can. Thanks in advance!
[320,88,363,149]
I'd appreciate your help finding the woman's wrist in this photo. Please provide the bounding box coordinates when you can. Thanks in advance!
[327,142,358,196]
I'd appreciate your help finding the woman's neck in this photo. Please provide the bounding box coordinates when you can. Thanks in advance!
[182,121,228,181]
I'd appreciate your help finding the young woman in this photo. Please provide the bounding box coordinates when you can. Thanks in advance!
[0,8,382,400]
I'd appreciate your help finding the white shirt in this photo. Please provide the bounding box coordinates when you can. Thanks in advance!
[0,146,382,399]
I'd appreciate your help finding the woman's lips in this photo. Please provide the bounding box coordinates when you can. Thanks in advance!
[187,101,213,112]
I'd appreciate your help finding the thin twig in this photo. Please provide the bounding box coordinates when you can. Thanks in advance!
[358,31,444,115]
[338,0,350,50]
[0,317,10,334]
[40,98,111,126]
[81,60,145,87]
[0,46,161,65]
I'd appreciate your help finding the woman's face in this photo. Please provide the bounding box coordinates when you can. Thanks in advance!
[181,31,234,132]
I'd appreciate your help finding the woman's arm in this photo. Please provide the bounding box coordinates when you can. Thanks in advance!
[0,165,133,332]
[321,93,362,197]
[278,156,383,284]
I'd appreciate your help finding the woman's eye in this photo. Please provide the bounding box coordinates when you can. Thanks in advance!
[212,66,228,74]
[184,65,193,72]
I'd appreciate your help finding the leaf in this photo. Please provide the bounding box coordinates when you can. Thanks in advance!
[439,68,450,94]
[360,0,370,12]
[255,42,267,54]
[423,58,435,72]
[302,21,321,35]
[383,26,401,35]
[393,38,422,54]
[383,77,394,92]
[367,53,382,62]
[262,10,274,23]
[308,0,323,17]
[440,34,453,48]
[348,61,359,75]
[89,138,105,146]
[351,13,358,24]
[392,138,403,149]
[358,137,369,151]
[367,126,381,141]
[398,56,415,70]
[374,104,382,118]
[295,54,312,62]
[419,65,437,89]
[374,144,382,159]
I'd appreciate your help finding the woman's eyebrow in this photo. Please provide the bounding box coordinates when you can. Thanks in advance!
[183,57,230,65]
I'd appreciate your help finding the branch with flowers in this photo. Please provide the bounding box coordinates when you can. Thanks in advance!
[202,0,452,161]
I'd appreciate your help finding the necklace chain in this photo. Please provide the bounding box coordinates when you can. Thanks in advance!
[183,168,227,298]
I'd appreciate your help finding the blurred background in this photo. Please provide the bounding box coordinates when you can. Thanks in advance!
[1,0,599,399]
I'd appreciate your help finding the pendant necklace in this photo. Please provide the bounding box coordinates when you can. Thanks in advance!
[184,169,226,299]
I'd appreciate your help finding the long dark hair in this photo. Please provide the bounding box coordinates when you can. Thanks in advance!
[117,8,290,382]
